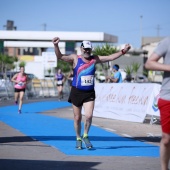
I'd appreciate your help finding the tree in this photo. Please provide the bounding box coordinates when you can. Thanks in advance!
[19,61,26,68]
[131,62,141,82]
[0,53,17,79]
[93,43,117,56]
[47,68,51,75]
[124,65,133,82]
[93,43,118,75]
[56,60,72,73]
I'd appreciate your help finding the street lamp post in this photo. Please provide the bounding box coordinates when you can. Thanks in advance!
[140,15,143,48]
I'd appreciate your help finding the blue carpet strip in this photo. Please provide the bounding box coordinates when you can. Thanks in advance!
[0,101,159,157]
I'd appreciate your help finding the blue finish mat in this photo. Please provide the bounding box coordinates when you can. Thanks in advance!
[0,101,159,157]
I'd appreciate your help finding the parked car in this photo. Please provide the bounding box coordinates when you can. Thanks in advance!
[27,73,36,80]
[136,75,148,83]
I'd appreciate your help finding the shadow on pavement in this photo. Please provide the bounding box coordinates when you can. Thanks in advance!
[0,135,161,144]
[0,159,100,170]
[133,136,161,143]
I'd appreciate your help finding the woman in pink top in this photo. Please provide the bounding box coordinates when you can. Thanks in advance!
[11,66,28,114]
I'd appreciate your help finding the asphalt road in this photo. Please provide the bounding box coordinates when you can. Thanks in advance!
[0,97,168,170]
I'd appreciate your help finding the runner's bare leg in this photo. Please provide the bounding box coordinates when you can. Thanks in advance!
[72,105,82,138]
[160,132,170,170]
[14,92,19,103]
[83,101,94,135]
[19,91,24,110]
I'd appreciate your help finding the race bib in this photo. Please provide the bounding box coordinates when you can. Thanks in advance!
[17,82,24,86]
[81,75,94,86]
[57,80,62,85]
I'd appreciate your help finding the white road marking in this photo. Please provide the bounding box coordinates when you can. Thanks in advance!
[121,134,132,138]
[92,123,99,127]
[104,128,116,132]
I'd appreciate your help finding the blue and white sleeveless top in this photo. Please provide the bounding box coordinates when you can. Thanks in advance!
[72,55,96,91]
[55,73,64,85]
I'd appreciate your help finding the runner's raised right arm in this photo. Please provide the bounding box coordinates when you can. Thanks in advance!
[52,37,76,63]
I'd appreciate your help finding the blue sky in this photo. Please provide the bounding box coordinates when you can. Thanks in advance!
[1,0,170,48]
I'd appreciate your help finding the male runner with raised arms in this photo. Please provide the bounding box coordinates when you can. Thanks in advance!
[52,37,131,149]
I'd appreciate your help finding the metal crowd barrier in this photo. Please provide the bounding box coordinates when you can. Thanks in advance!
[27,78,70,98]
[0,78,70,101]
[0,79,14,100]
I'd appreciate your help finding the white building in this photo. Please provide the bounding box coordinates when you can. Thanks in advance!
[141,37,165,82]
[0,30,118,79]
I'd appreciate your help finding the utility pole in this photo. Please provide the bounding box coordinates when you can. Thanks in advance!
[156,25,161,37]
[140,15,143,48]
[42,23,47,31]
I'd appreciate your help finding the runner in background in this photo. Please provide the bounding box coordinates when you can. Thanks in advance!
[55,68,65,100]
[11,66,28,114]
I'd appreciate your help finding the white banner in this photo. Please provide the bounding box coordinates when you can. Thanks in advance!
[93,83,161,123]
[146,84,161,117]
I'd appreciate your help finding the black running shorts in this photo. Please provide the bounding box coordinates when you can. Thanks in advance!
[68,86,95,107]
[57,84,63,86]
[14,88,25,93]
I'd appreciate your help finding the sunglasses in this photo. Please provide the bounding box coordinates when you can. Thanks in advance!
[83,48,92,51]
